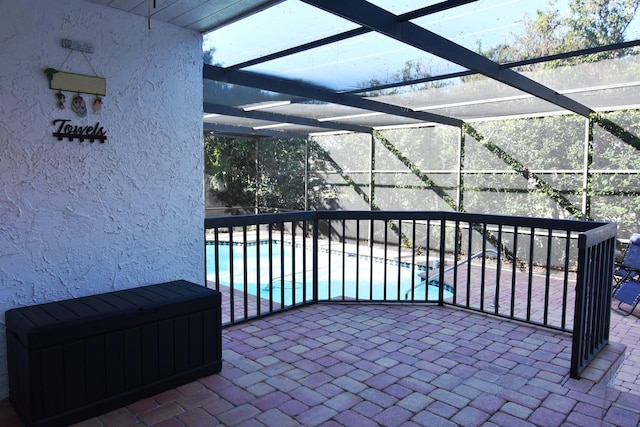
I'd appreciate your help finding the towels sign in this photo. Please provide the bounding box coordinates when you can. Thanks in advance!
[52,119,107,143]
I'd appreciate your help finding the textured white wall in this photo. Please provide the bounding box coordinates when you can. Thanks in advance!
[0,0,204,397]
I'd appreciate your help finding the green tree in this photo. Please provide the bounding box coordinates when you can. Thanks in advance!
[204,135,342,211]
[565,0,640,51]
[477,0,640,66]
[203,48,217,65]
[478,5,565,65]
[205,136,256,207]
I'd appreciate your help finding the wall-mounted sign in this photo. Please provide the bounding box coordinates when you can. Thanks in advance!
[53,119,107,143]
[46,39,106,117]
[46,69,106,96]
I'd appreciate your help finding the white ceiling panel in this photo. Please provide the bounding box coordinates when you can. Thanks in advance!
[84,0,280,32]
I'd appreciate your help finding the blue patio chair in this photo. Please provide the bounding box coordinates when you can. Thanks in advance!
[612,233,640,315]
[613,233,640,291]
[613,281,640,315]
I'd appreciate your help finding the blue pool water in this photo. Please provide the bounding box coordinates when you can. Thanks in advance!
[206,241,452,305]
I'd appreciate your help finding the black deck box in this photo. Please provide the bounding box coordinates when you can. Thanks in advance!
[5,280,222,427]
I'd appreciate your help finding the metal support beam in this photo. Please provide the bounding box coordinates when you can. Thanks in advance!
[228,0,477,71]
[457,127,464,212]
[369,132,374,211]
[204,102,373,134]
[204,64,463,127]
[203,122,309,140]
[302,0,594,118]
[229,28,369,70]
[345,39,640,96]
[304,139,309,211]
[582,117,594,219]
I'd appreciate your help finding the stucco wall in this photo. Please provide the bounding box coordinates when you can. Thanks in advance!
[0,0,204,397]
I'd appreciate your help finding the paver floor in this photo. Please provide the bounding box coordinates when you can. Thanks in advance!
[2,302,639,427]
[610,305,640,396]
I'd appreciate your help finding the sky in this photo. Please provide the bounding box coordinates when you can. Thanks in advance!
[203,0,640,90]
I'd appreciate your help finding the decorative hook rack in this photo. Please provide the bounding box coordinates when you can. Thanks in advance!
[47,38,109,142]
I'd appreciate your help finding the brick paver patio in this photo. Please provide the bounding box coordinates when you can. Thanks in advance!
[1,300,639,427]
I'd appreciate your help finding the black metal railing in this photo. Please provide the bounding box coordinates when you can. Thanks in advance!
[571,222,617,377]
[204,210,616,378]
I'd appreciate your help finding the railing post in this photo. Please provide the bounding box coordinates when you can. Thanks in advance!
[571,224,616,378]
[572,234,590,378]
[203,226,208,287]
[312,212,319,303]
[438,218,447,306]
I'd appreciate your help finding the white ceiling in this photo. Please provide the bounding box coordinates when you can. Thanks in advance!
[85,0,279,33]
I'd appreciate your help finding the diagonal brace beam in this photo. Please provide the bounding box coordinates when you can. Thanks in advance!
[204,102,373,134]
[203,64,463,127]
[203,122,308,139]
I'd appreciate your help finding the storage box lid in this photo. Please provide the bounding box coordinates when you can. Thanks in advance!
[5,280,220,349]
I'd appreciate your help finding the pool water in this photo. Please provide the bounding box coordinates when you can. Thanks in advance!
[206,241,451,305]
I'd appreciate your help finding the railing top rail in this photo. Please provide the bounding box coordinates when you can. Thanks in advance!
[204,210,315,228]
[578,222,617,248]
[205,210,609,233]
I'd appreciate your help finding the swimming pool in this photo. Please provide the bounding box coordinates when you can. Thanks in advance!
[206,241,452,305]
